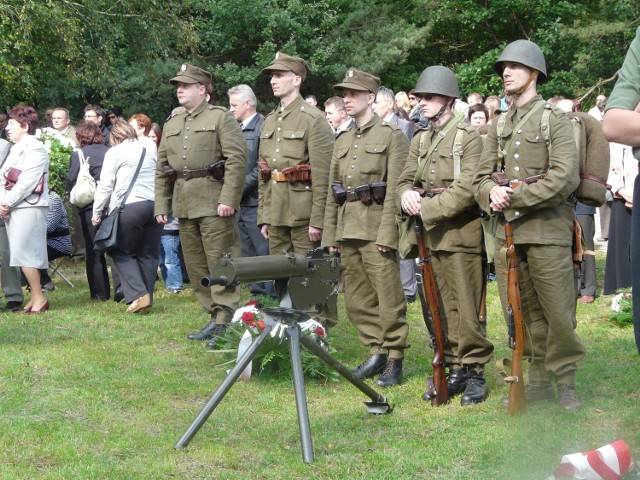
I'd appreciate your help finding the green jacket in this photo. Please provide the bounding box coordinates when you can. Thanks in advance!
[396,118,484,253]
[473,95,579,246]
[154,100,247,219]
[258,95,334,229]
[322,115,409,248]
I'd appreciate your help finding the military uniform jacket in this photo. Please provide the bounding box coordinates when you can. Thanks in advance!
[396,118,483,253]
[473,95,579,246]
[155,100,247,219]
[258,95,334,228]
[322,115,409,249]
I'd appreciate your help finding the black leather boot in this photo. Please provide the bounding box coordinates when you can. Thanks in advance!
[446,368,469,396]
[205,324,228,350]
[376,358,403,388]
[460,369,488,405]
[187,320,220,341]
[351,354,387,379]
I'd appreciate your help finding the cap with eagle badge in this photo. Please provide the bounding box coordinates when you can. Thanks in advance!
[262,52,311,80]
[333,69,380,93]
[169,63,212,86]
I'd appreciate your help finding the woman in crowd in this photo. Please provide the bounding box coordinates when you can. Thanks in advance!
[68,121,111,301]
[467,103,489,135]
[92,119,161,314]
[395,91,411,113]
[0,106,50,314]
[148,123,162,147]
[128,113,157,154]
[484,95,501,123]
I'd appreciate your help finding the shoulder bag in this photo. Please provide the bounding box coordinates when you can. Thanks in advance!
[70,149,96,208]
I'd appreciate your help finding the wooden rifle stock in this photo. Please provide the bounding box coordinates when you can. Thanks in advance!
[414,216,449,406]
[504,223,526,414]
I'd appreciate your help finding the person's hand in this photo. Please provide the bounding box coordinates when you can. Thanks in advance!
[377,245,392,253]
[0,202,10,219]
[309,226,322,242]
[489,185,514,212]
[217,204,235,217]
[156,214,168,224]
[328,246,341,254]
[401,190,422,216]
[261,224,269,240]
[91,215,102,226]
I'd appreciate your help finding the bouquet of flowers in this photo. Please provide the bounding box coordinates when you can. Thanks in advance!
[37,130,74,196]
[214,300,339,382]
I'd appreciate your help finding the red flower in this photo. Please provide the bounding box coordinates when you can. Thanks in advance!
[242,311,256,325]
[315,326,326,337]
[246,300,261,308]
[256,321,266,330]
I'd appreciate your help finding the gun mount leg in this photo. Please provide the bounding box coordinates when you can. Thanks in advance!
[299,335,394,414]
[287,325,314,463]
[174,324,274,449]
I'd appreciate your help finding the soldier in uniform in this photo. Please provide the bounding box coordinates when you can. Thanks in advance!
[397,66,493,404]
[155,64,247,347]
[473,41,586,409]
[323,69,409,387]
[258,53,336,323]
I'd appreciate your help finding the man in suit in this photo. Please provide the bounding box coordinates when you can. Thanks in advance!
[227,84,275,308]
[51,108,77,147]
[324,96,354,137]
[0,139,24,311]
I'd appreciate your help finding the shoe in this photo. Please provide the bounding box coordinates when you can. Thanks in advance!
[4,301,23,312]
[502,382,555,407]
[580,295,594,304]
[405,295,416,304]
[557,384,581,410]
[188,320,223,341]
[114,287,124,303]
[27,301,49,315]
[460,370,489,405]
[126,294,151,314]
[166,288,183,294]
[376,358,403,387]
[42,282,56,292]
[206,324,229,350]
[446,368,469,396]
[351,354,388,379]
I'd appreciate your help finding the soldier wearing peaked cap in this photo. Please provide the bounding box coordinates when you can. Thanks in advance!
[473,41,585,410]
[322,69,409,387]
[155,63,248,348]
[397,66,493,404]
[258,52,336,324]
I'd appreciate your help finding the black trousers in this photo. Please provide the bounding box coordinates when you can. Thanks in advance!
[79,207,111,300]
[632,174,640,353]
[110,200,162,304]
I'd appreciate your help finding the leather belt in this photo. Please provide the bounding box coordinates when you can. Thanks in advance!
[510,173,547,189]
[271,171,287,182]
[182,167,210,180]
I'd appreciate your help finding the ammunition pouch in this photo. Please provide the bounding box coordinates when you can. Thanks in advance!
[281,164,312,184]
[207,159,226,181]
[162,165,177,185]
[491,171,509,187]
[370,182,387,205]
[259,156,271,182]
[355,184,373,205]
[331,181,347,206]
[181,160,225,181]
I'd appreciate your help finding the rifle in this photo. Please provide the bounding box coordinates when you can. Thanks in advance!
[503,222,526,414]
[414,216,449,406]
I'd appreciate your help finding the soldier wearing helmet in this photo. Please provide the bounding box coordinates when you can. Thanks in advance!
[396,66,493,405]
[473,40,585,410]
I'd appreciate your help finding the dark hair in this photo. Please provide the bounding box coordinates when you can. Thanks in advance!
[8,106,39,135]
[149,123,162,146]
[109,106,123,117]
[128,113,152,135]
[75,120,104,147]
[395,107,410,121]
[467,103,489,123]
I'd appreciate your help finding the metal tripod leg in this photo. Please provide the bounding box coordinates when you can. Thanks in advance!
[174,323,274,449]
[286,324,314,463]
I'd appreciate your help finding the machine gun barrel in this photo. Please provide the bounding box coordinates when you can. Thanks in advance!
[202,253,311,287]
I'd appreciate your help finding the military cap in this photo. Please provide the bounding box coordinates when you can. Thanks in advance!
[169,63,212,86]
[262,52,311,80]
[333,69,380,94]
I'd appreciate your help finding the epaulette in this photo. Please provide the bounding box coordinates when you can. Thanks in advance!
[207,104,229,112]
[298,103,323,118]
[379,121,401,131]
[412,125,431,137]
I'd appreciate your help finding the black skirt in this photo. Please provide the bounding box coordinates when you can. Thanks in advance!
[603,198,632,295]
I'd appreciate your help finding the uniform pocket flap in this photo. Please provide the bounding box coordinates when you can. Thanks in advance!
[283,130,306,140]
[364,144,387,154]
[336,148,350,159]
[261,129,275,139]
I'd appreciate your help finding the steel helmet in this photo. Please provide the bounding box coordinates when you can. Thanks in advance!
[414,66,460,98]
[494,40,547,82]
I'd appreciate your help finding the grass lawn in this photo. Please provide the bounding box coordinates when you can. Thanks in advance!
[1,249,638,479]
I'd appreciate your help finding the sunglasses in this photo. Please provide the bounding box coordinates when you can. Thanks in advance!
[409,96,417,101]
[108,115,117,119]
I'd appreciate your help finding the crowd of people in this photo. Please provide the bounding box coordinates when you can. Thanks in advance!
[1,34,637,412]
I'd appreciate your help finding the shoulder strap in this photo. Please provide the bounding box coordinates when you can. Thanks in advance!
[414,119,457,185]
[77,148,86,165]
[452,126,465,180]
[117,147,146,211]
[497,100,546,171]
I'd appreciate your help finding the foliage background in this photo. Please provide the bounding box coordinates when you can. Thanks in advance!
[1,0,639,124]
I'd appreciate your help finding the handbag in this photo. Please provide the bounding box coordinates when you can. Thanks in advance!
[70,149,96,208]
[4,167,45,195]
[94,147,146,254]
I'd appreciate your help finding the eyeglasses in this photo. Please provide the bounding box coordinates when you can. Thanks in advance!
[84,114,97,119]
[51,117,67,120]
[108,115,116,119]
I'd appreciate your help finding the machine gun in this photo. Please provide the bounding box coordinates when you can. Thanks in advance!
[503,222,526,415]
[202,247,341,315]
[414,216,449,406]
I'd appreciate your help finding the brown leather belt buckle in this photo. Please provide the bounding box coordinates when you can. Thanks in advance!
[509,180,522,189]
[271,171,287,182]
[182,168,194,180]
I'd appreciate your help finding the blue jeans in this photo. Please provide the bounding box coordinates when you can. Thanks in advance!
[160,234,183,291]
